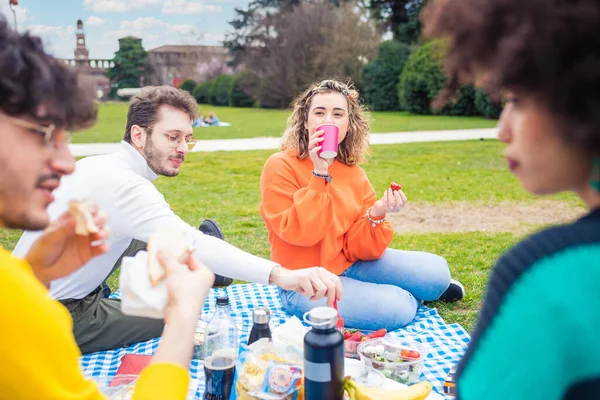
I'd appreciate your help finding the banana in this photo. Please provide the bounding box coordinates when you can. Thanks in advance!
[344,377,433,400]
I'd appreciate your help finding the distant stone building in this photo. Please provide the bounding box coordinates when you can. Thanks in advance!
[145,45,231,86]
[58,20,112,100]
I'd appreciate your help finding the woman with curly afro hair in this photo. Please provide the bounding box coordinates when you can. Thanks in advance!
[422,0,600,398]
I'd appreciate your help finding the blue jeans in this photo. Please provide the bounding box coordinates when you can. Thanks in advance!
[278,249,451,331]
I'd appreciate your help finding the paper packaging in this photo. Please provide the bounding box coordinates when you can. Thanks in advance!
[120,223,195,319]
[120,251,168,319]
[271,316,308,348]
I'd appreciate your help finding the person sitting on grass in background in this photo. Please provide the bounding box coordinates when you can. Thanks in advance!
[0,18,215,399]
[259,78,465,332]
[422,0,600,398]
[208,111,219,126]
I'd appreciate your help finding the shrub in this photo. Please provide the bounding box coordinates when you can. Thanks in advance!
[438,84,478,116]
[361,41,411,111]
[210,74,235,106]
[229,72,259,107]
[398,40,476,115]
[179,79,197,95]
[192,80,214,104]
[475,88,503,119]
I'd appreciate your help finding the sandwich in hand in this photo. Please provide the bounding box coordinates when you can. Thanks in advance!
[147,226,195,287]
[69,200,100,236]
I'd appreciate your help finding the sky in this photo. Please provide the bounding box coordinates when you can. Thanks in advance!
[0,0,249,59]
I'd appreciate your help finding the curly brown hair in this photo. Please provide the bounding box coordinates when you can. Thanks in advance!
[280,79,371,166]
[0,17,96,131]
[421,0,600,155]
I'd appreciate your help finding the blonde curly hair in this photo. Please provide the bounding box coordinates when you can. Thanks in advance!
[280,79,371,166]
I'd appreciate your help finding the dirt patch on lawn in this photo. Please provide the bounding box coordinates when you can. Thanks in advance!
[387,200,586,234]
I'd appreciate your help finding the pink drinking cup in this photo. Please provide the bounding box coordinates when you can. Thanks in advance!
[317,124,339,159]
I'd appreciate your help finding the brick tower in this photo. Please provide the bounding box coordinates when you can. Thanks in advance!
[74,19,89,60]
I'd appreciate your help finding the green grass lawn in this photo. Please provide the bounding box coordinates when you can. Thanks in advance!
[0,140,578,332]
[72,102,498,144]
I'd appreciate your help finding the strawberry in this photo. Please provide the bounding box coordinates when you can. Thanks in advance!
[348,332,363,342]
[390,182,402,191]
[366,329,387,339]
[408,350,420,358]
[400,349,420,359]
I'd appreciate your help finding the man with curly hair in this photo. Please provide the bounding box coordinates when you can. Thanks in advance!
[0,17,217,399]
[422,0,600,398]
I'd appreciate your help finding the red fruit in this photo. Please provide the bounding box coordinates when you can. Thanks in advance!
[343,332,352,340]
[390,182,402,191]
[366,329,387,339]
[400,349,420,359]
[348,332,363,342]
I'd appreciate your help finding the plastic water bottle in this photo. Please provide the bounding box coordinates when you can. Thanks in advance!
[203,296,238,400]
[303,306,345,400]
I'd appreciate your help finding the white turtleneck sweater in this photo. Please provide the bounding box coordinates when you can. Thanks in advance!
[13,141,276,300]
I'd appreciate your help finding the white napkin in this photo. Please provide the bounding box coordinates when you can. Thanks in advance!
[272,316,308,348]
[119,251,168,320]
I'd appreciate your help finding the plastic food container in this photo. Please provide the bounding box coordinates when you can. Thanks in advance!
[93,374,138,399]
[357,337,427,385]
[343,329,375,359]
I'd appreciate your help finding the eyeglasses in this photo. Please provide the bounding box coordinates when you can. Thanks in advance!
[145,127,197,151]
[0,110,70,150]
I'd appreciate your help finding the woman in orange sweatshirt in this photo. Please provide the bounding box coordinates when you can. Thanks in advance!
[259,79,464,331]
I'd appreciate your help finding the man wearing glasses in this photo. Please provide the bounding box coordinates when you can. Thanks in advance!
[0,19,234,398]
[13,86,343,354]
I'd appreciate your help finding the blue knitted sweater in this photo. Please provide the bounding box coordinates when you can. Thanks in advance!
[457,208,600,400]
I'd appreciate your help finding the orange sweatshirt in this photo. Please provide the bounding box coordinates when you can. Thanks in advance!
[259,152,394,276]
[0,248,189,400]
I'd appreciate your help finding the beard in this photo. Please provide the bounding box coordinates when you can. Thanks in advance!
[143,134,183,177]
[0,168,53,231]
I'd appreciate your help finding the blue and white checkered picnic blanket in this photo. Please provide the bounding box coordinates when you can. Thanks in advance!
[81,284,470,397]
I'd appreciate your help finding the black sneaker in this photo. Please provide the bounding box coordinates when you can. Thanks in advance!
[198,219,233,287]
[199,219,225,240]
[438,279,465,303]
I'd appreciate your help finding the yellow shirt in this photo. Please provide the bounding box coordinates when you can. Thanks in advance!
[0,248,189,400]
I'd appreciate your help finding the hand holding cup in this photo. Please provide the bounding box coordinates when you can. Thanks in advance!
[308,125,330,174]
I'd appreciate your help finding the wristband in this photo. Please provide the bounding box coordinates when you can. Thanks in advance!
[366,207,385,227]
[312,170,332,184]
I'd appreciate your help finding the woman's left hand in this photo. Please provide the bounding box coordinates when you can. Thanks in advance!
[371,188,408,217]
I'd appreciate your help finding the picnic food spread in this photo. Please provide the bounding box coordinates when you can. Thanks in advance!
[69,199,99,235]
